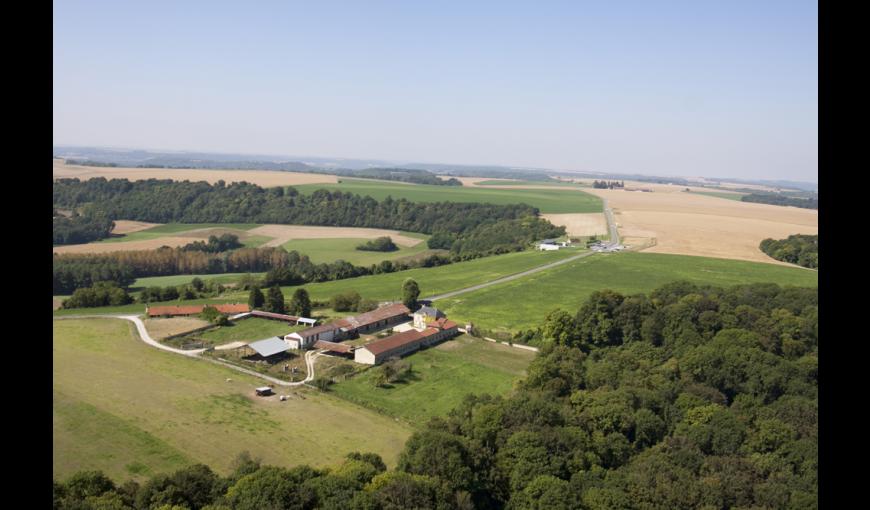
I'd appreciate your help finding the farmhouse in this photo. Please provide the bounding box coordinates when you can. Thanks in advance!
[285,323,346,349]
[413,305,444,329]
[340,303,411,334]
[354,317,459,365]
[146,303,250,318]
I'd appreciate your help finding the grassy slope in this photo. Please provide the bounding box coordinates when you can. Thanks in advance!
[282,234,432,266]
[53,318,412,482]
[280,249,581,302]
[436,251,819,332]
[293,179,603,213]
[330,335,535,423]
[195,318,303,344]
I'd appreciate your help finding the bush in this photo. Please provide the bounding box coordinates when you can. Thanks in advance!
[356,236,399,252]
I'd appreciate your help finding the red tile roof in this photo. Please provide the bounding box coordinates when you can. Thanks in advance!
[250,310,299,322]
[362,329,424,356]
[313,340,353,353]
[345,303,410,329]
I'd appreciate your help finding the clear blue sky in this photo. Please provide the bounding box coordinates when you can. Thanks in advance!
[53,1,817,182]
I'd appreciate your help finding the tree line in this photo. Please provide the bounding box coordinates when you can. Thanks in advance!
[53,247,289,295]
[592,180,624,189]
[55,280,817,509]
[760,234,818,269]
[53,178,536,235]
[741,193,818,209]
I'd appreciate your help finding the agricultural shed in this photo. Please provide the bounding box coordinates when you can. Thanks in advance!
[354,318,459,365]
[297,317,317,326]
[247,337,291,358]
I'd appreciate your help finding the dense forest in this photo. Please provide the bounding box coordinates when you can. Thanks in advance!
[53,211,115,245]
[53,178,537,235]
[55,281,817,509]
[760,235,818,269]
[741,193,818,210]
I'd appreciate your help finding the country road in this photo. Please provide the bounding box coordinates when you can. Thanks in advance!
[54,314,319,387]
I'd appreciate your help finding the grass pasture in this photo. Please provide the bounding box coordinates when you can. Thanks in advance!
[436,251,819,332]
[282,236,434,266]
[53,318,412,482]
[330,334,535,423]
[279,249,581,302]
[294,178,603,213]
[98,223,261,244]
[192,317,303,345]
[131,272,265,291]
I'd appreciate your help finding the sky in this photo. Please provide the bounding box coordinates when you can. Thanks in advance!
[53,1,818,182]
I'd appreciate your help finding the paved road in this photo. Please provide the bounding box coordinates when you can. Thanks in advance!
[426,249,598,302]
[55,314,319,387]
[603,198,620,246]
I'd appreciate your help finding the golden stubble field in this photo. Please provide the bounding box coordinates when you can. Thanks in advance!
[587,188,817,264]
[53,159,338,187]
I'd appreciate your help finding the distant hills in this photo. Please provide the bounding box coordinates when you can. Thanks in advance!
[53,145,817,191]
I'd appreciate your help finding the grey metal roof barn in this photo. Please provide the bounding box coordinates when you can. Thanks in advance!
[247,337,290,357]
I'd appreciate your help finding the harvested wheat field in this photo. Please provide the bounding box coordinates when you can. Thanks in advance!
[110,220,161,235]
[144,318,212,340]
[53,159,337,187]
[587,188,817,264]
[542,213,609,237]
[249,225,425,248]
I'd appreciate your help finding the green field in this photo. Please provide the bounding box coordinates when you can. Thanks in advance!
[54,249,581,317]
[193,317,302,344]
[294,178,602,213]
[687,191,747,201]
[282,234,435,266]
[330,334,535,423]
[53,318,412,482]
[131,273,265,290]
[279,249,582,302]
[99,223,261,243]
[436,251,819,332]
